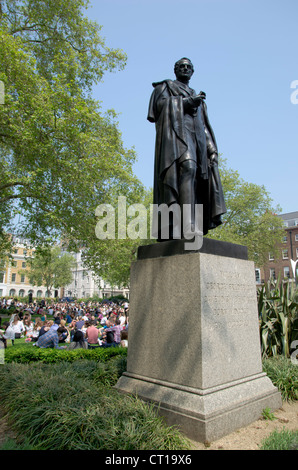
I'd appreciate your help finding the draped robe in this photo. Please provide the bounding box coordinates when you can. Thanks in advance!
[147,79,226,235]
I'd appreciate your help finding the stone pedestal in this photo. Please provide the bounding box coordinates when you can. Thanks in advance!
[116,239,282,442]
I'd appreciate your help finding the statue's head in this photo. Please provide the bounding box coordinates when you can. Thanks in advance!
[174,58,194,81]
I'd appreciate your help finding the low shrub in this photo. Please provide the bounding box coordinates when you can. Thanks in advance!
[4,343,127,364]
[0,360,191,450]
[262,356,298,401]
[260,428,298,450]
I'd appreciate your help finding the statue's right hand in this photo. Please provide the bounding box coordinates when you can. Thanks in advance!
[193,93,205,106]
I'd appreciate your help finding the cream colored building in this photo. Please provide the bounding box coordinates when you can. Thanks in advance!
[0,236,50,299]
[62,251,129,300]
[0,238,129,300]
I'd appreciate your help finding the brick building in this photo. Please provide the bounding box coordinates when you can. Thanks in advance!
[256,211,298,285]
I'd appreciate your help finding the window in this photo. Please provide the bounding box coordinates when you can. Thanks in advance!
[255,269,261,283]
[9,289,16,296]
[22,262,26,268]
[0,289,3,297]
[284,267,290,279]
[282,249,289,259]
[11,261,17,267]
[282,236,287,243]
[0,272,4,283]
[20,274,25,283]
[37,290,43,298]
[11,273,16,282]
[296,248,298,259]
[270,268,276,280]
[295,234,298,242]
[269,253,274,261]
[19,289,25,297]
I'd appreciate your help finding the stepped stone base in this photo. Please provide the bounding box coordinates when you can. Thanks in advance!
[116,239,282,442]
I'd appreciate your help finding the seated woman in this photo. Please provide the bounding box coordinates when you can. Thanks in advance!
[58,319,70,343]
[24,318,34,341]
[68,330,88,350]
[1,321,14,347]
[10,315,24,339]
[120,329,128,348]
[32,319,44,342]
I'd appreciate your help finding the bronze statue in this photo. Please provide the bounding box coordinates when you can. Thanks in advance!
[148,58,226,241]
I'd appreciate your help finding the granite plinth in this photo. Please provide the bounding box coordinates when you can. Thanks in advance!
[116,240,282,442]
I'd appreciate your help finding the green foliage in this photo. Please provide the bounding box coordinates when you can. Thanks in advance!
[4,342,127,364]
[0,0,145,258]
[0,438,34,450]
[262,356,298,401]
[261,408,276,421]
[260,429,298,450]
[209,157,284,266]
[258,277,298,358]
[83,187,154,288]
[20,245,76,294]
[0,358,191,450]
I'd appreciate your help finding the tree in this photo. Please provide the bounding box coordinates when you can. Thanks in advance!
[82,157,285,287]
[80,188,154,288]
[20,245,76,297]
[208,158,285,266]
[0,0,144,255]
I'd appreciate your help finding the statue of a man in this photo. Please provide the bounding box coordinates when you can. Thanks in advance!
[147,57,226,240]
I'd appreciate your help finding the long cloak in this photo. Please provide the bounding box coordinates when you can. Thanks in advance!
[147,79,226,234]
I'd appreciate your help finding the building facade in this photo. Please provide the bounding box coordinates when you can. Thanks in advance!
[0,236,49,299]
[1,241,129,300]
[256,212,298,285]
[62,251,130,300]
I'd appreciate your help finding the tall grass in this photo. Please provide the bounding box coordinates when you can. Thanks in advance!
[260,429,298,450]
[0,359,191,450]
[262,356,298,401]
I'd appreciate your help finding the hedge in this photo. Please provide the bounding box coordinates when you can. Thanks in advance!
[4,344,127,364]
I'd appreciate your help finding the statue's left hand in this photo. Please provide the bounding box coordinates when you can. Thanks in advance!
[209,153,218,165]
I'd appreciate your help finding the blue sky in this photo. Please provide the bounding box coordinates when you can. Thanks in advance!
[87,0,297,215]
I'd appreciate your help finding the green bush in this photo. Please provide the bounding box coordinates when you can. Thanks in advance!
[260,428,298,450]
[262,356,298,401]
[0,360,191,450]
[4,343,127,364]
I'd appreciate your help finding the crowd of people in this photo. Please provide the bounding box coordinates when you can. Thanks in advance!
[0,298,129,350]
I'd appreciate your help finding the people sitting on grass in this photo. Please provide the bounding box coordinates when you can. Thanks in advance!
[85,321,101,347]
[0,298,130,350]
[58,319,70,343]
[24,318,34,340]
[37,320,50,338]
[35,326,67,349]
[1,321,14,347]
[10,314,24,339]
[68,330,88,349]
[120,329,128,348]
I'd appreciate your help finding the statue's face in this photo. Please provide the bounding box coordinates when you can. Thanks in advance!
[175,59,193,81]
